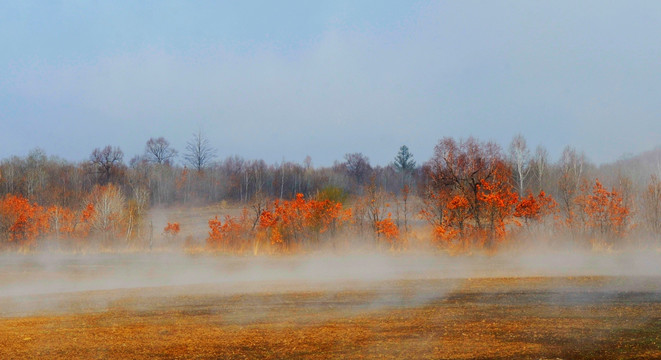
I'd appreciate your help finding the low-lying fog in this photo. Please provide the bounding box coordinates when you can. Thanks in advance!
[2,248,661,297]
[2,248,661,318]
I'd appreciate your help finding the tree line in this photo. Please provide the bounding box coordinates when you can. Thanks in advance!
[1,131,661,252]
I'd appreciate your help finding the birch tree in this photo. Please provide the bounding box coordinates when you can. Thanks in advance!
[508,134,530,197]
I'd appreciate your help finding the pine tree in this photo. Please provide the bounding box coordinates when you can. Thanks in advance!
[393,145,416,173]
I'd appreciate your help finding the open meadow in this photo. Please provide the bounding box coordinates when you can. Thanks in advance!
[2,252,661,359]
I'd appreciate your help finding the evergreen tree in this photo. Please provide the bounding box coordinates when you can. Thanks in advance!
[393,145,416,173]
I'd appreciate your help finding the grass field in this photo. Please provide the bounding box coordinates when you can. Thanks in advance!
[2,272,661,359]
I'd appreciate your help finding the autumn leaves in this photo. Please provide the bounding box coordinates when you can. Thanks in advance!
[420,138,632,251]
[207,194,351,253]
[0,194,49,246]
[0,184,147,250]
[0,135,648,254]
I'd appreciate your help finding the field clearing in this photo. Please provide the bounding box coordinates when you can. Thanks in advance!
[2,253,661,359]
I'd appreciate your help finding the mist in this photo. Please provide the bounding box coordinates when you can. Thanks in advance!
[2,247,660,317]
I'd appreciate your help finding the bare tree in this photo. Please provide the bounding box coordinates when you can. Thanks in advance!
[89,146,124,185]
[303,155,312,170]
[532,145,549,192]
[25,148,47,201]
[88,183,126,243]
[396,184,411,233]
[344,152,372,185]
[246,159,267,201]
[509,134,530,197]
[184,129,216,172]
[144,137,177,165]
[558,146,587,225]
[0,157,19,195]
[560,146,586,191]
[643,175,661,236]
[218,155,245,201]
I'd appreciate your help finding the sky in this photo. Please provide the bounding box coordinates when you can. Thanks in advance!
[1,1,660,167]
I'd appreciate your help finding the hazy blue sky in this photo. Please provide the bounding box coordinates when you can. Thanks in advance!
[1,1,660,166]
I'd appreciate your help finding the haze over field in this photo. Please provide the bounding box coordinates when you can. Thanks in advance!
[2,1,661,165]
[2,250,661,320]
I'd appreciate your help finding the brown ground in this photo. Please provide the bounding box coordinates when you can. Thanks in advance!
[2,276,661,359]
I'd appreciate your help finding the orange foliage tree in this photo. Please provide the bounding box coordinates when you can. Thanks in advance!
[207,210,250,252]
[0,194,49,248]
[478,176,519,243]
[75,203,96,239]
[164,222,180,241]
[424,138,518,249]
[375,214,401,249]
[514,190,558,225]
[581,179,630,243]
[431,195,471,245]
[257,193,350,252]
[512,190,559,243]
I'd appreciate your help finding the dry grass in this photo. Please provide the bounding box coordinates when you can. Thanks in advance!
[2,277,661,359]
